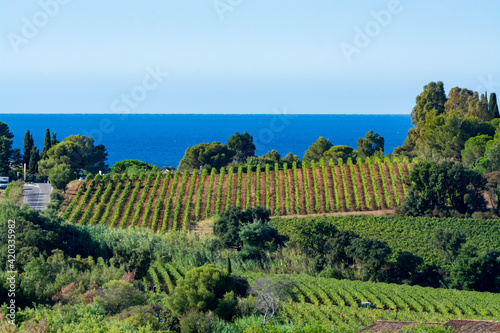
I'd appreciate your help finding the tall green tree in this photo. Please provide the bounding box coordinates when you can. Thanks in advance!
[303,137,333,164]
[323,145,357,164]
[461,134,493,168]
[227,132,255,162]
[28,146,40,174]
[41,129,52,159]
[411,81,447,126]
[400,161,487,216]
[490,92,499,119]
[51,132,59,146]
[357,130,384,159]
[178,142,235,171]
[39,135,108,176]
[48,163,73,192]
[23,130,34,167]
[0,122,15,175]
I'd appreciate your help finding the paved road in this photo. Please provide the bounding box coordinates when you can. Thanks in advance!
[23,183,53,211]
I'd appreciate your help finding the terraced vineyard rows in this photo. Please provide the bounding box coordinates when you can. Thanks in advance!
[61,158,411,232]
[281,275,500,330]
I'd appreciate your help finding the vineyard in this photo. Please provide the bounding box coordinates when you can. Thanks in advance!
[145,264,500,330]
[272,215,500,266]
[281,275,500,330]
[60,157,412,232]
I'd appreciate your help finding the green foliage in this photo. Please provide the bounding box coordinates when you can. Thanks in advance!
[357,130,384,159]
[39,134,108,176]
[323,145,357,164]
[94,279,147,314]
[400,161,486,216]
[204,168,217,218]
[303,137,333,164]
[178,142,235,171]
[48,163,73,192]
[0,122,15,175]
[272,215,500,268]
[110,159,160,175]
[462,134,493,168]
[430,229,466,266]
[450,244,500,292]
[213,206,271,249]
[228,131,256,162]
[166,264,243,321]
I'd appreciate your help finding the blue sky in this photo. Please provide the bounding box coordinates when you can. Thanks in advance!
[1,0,499,114]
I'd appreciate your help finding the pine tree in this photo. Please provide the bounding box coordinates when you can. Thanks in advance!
[490,92,499,119]
[28,146,40,174]
[23,130,33,167]
[0,122,15,175]
[41,129,51,159]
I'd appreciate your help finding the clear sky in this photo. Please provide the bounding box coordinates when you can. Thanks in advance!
[1,0,499,114]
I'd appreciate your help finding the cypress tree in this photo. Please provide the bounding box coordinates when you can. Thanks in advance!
[41,129,51,159]
[490,92,499,119]
[23,130,33,167]
[28,146,40,174]
[226,256,232,275]
[51,133,59,146]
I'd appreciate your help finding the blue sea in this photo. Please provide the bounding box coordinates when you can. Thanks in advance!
[1,114,412,168]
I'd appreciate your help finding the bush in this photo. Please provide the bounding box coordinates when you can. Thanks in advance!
[166,264,247,321]
[94,279,146,314]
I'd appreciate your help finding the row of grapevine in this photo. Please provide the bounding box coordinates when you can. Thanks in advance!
[79,180,105,225]
[265,164,271,210]
[172,172,189,230]
[214,167,225,214]
[225,167,234,211]
[194,169,207,220]
[119,174,145,228]
[62,177,89,219]
[385,157,401,206]
[62,158,413,230]
[89,175,118,225]
[255,164,261,206]
[357,158,372,210]
[302,164,311,213]
[151,173,171,231]
[236,166,242,208]
[141,173,163,228]
[246,165,252,209]
[69,178,96,223]
[376,158,392,208]
[204,168,217,218]
[182,170,198,230]
[347,158,360,210]
[274,163,280,215]
[310,161,321,213]
[293,162,300,214]
[329,159,341,211]
[283,163,291,214]
[338,159,351,210]
[161,172,181,233]
[131,173,155,227]
[319,159,331,212]
[99,176,125,225]
[365,157,381,209]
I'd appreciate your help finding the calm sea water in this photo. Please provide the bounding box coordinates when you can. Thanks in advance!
[1,114,412,168]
